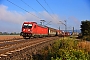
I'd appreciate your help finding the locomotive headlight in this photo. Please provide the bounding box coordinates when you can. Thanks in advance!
[28,29,30,31]
[23,29,25,31]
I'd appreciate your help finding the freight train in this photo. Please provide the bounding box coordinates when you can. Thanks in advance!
[20,22,70,38]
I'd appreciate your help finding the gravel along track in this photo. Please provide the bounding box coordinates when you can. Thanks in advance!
[0,36,59,59]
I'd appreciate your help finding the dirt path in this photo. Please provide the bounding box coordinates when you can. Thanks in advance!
[0,35,23,40]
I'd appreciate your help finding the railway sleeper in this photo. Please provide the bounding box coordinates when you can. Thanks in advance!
[0,37,58,60]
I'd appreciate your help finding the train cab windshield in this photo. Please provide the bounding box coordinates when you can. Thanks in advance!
[23,24,32,28]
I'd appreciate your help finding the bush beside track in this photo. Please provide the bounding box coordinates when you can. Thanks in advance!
[34,37,90,60]
[0,37,90,60]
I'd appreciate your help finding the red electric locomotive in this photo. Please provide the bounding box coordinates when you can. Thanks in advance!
[20,22,48,38]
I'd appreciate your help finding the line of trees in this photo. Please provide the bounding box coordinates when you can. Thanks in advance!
[0,32,20,35]
[80,20,90,41]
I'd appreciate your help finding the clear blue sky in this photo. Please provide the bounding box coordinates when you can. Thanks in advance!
[0,0,90,33]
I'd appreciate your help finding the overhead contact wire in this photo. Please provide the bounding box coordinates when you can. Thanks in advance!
[36,0,54,19]
[44,0,54,15]
[21,0,43,18]
[7,0,41,19]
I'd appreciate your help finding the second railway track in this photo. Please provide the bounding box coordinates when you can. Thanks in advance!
[0,36,60,59]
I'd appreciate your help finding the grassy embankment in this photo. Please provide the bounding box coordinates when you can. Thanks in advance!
[32,37,90,60]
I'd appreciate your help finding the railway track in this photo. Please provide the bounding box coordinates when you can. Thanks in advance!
[0,36,59,59]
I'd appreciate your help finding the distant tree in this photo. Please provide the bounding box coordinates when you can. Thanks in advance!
[0,32,20,35]
[14,32,16,34]
[0,32,2,35]
[80,20,90,36]
[3,32,9,35]
[10,32,20,35]
[10,33,14,35]
[16,33,20,35]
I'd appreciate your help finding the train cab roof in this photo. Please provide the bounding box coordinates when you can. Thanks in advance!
[23,22,37,24]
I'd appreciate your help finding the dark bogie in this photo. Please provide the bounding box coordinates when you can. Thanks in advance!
[23,36,30,39]
[20,32,32,39]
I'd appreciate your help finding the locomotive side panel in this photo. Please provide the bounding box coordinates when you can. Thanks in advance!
[32,24,48,37]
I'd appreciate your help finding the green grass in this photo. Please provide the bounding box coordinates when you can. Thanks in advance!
[32,37,90,60]
[42,37,90,60]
